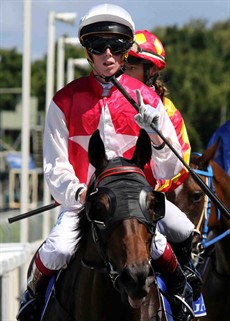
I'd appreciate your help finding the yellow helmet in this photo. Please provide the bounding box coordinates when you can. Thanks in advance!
[129,30,166,70]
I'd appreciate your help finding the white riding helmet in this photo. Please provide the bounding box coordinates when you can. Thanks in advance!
[79,3,135,45]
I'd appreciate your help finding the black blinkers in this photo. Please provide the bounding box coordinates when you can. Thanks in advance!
[85,164,165,236]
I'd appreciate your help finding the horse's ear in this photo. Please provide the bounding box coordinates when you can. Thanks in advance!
[131,129,152,170]
[88,130,107,170]
[198,139,220,170]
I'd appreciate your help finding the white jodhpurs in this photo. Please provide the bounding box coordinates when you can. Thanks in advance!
[150,199,194,260]
[38,200,194,270]
[39,209,82,270]
[157,199,194,243]
[150,228,167,260]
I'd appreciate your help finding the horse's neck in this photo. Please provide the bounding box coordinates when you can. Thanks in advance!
[213,229,230,276]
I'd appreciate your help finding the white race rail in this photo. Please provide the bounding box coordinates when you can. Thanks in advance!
[0,241,41,321]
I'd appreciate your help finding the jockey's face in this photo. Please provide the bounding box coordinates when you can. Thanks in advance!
[86,34,130,82]
[92,47,123,81]
[124,63,145,83]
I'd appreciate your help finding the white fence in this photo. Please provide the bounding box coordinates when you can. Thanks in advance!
[0,241,41,321]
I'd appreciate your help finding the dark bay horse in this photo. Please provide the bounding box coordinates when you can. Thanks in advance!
[41,129,168,321]
[166,142,230,321]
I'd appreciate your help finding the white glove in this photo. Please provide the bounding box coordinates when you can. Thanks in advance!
[134,90,160,133]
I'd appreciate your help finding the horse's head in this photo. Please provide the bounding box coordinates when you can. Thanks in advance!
[167,141,220,232]
[85,129,165,308]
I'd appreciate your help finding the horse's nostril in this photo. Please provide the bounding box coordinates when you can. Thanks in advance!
[120,268,136,288]
[120,263,150,292]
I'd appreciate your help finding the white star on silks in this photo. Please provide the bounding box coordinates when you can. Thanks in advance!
[69,105,138,182]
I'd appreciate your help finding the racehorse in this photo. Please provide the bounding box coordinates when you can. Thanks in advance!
[41,129,168,321]
[166,141,230,321]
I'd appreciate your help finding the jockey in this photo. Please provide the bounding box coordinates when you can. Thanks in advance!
[124,29,202,299]
[125,29,191,192]
[17,4,194,321]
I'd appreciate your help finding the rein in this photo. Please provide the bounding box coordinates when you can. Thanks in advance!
[83,215,121,290]
[193,165,213,247]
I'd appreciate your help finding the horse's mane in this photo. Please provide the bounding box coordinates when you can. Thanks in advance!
[74,208,90,253]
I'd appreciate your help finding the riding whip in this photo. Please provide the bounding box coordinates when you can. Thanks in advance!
[105,74,230,219]
[8,202,60,224]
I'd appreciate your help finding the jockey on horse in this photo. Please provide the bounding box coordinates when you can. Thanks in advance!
[17,4,196,321]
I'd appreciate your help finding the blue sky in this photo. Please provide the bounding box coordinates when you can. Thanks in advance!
[1,0,230,60]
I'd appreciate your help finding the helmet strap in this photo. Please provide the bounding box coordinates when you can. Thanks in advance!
[143,64,158,86]
[122,52,129,61]
[84,48,93,64]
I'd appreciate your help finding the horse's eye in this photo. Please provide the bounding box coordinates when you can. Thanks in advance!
[90,194,110,223]
[192,191,204,203]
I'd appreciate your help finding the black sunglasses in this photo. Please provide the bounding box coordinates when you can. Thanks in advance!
[84,37,133,55]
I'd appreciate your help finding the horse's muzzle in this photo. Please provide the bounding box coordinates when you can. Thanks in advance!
[118,261,155,308]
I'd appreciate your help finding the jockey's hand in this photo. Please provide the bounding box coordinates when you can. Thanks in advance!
[134,90,160,133]
[76,186,88,204]
[79,187,87,204]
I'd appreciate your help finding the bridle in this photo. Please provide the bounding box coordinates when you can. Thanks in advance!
[193,155,230,258]
[82,157,165,289]
[192,163,213,249]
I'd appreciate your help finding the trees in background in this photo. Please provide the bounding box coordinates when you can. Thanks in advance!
[0,19,229,151]
[0,49,22,110]
[155,19,230,149]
